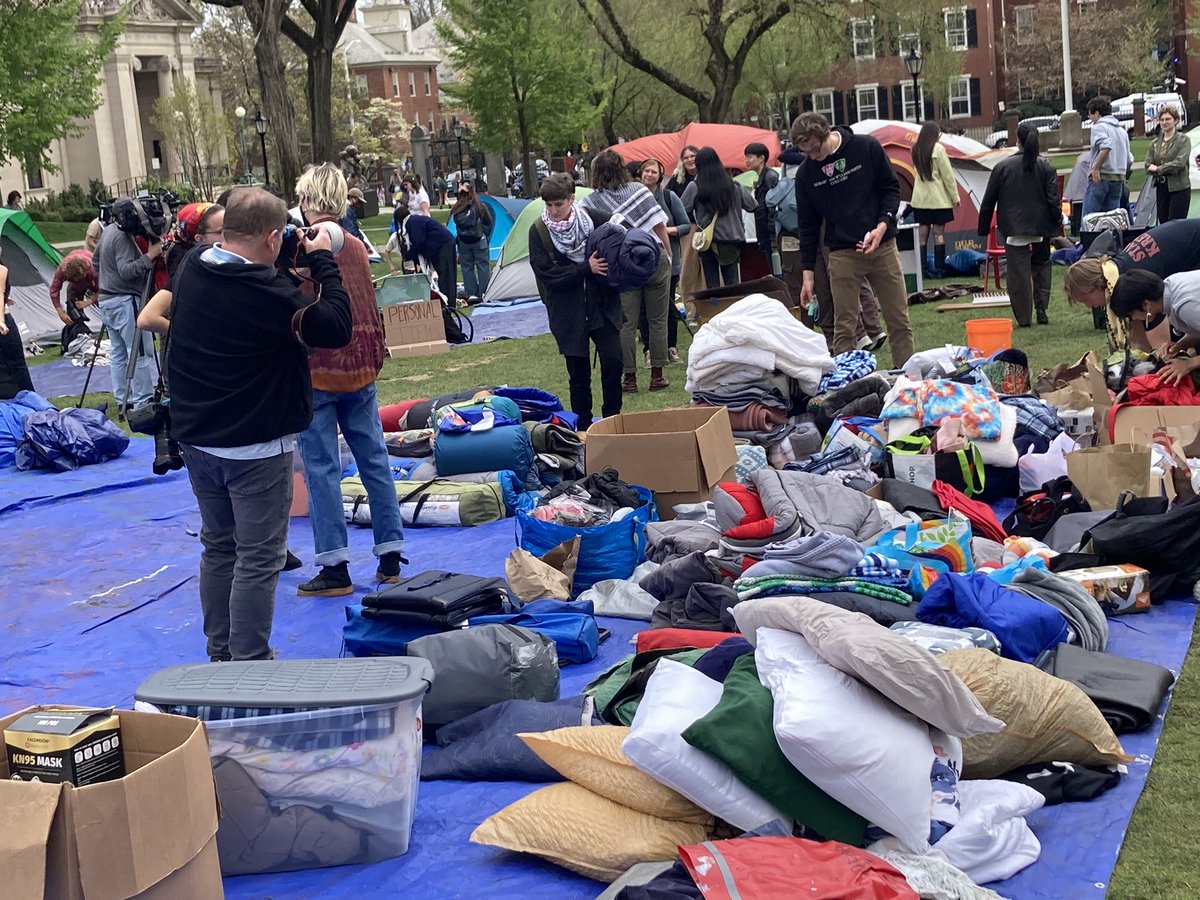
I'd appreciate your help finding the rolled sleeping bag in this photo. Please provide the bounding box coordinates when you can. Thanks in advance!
[409,462,524,513]
[343,476,507,526]
[380,398,428,432]
[435,423,535,483]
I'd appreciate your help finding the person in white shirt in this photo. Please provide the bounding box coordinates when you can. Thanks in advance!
[1109,268,1200,384]
[402,175,431,217]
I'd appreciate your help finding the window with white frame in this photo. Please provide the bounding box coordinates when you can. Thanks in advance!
[356,74,369,97]
[948,76,971,117]
[856,85,879,120]
[852,18,876,59]
[1077,0,1096,9]
[390,69,400,97]
[901,82,924,121]
[944,7,968,50]
[1016,76,1034,102]
[1014,6,1034,44]
[424,69,431,95]
[813,89,836,124]
[408,72,417,96]
[898,31,920,55]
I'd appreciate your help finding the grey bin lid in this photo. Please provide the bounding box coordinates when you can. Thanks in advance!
[134,658,434,709]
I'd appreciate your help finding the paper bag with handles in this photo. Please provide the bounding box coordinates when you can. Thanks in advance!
[1066,442,1154,510]
[504,537,581,602]
[1037,351,1112,445]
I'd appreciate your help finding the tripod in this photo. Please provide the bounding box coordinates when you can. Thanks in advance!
[76,268,156,415]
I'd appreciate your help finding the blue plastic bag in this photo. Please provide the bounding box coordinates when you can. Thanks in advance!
[15,406,130,472]
[516,486,656,595]
[0,390,54,469]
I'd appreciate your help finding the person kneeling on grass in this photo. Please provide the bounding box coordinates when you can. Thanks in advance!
[528,173,622,430]
[1109,268,1200,385]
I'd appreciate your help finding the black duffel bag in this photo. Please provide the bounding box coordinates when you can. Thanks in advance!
[1079,493,1200,601]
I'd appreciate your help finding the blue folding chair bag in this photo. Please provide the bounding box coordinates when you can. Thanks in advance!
[469,612,600,664]
[516,486,656,595]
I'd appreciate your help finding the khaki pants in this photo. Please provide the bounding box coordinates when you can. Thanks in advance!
[812,243,882,350]
[620,252,671,372]
[826,242,914,367]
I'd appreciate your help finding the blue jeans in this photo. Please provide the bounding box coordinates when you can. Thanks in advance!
[458,240,490,299]
[1082,178,1125,217]
[298,382,406,566]
[96,295,154,409]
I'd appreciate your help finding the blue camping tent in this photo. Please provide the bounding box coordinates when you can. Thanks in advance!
[446,195,530,261]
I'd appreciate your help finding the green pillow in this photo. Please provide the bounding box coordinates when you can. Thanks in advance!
[584,647,709,725]
[681,655,868,846]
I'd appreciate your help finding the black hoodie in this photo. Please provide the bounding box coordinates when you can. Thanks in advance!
[794,126,901,269]
[167,248,353,448]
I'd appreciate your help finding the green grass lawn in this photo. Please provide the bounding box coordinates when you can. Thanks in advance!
[31,219,95,249]
[35,260,1199,895]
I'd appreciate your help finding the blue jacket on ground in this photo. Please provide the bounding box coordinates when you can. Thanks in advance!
[916,572,1068,663]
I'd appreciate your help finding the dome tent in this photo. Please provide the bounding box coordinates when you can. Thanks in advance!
[0,210,65,342]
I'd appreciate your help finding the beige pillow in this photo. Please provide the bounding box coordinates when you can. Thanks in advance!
[732,597,1004,737]
[471,782,710,882]
[520,725,708,822]
[941,648,1132,778]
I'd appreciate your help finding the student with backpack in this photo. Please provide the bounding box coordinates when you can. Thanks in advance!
[528,173,622,429]
[451,182,494,302]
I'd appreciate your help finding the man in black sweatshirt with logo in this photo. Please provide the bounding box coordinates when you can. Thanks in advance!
[167,187,353,661]
[792,112,915,366]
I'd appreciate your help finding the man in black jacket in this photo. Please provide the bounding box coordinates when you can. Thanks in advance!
[745,142,778,272]
[792,113,915,366]
[167,187,353,661]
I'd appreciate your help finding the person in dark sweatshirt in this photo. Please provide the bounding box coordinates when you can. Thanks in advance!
[167,187,353,661]
[792,112,914,366]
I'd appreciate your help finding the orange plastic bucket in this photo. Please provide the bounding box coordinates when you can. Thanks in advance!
[965,318,1013,356]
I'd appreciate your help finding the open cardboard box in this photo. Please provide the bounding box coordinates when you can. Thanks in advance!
[585,406,738,519]
[688,275,794,325]
[0,706,223,900]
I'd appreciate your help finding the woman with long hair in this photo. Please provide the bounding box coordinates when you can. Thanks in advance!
[1145,106,1192,224]
[638,157,691,364]
[450,181,494,301]
[680,146,757,290]
[910,122,958,278]
[976,124,1059,327]
[402,174,431,217]
[667,145,699,198]
[580,149,674,392]
[0,244,34,399]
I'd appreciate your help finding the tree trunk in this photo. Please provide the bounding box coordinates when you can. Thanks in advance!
[308,49,334,164]
[243,0,302,193]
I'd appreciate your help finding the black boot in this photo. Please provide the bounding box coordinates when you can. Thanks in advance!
[283,550,303,572]
[934,244,947,278]
[297,562,353,597]
[375,551,409,584]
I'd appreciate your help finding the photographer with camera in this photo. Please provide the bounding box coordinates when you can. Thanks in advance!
[292,164,406,596]
[92,198,163,412]
[167,187,353,661]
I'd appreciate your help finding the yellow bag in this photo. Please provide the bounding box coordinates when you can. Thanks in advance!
[691,214,716,252]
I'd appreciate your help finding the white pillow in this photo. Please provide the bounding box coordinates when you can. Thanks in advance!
[622,660,789,833]
[755,627,934,853]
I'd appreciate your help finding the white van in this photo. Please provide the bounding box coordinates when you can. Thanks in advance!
[1110,92,1188,134]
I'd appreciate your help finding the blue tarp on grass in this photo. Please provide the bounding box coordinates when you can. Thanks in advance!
[0,437,1193,899]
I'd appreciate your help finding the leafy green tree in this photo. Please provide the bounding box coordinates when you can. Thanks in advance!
[439,0,602,196]
[152,79,232,202]
[0,0,123,171]
[736,13,842,131]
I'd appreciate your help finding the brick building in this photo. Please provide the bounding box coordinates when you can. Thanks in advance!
[339,3,443,135]
[801,2,998,131]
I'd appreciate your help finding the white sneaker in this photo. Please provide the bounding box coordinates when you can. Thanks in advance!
[856,334,874,351]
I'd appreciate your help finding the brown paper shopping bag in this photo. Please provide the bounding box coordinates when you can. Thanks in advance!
[1065,443,1154,510]
[504,537,581,602]
[1037,351,1113,445]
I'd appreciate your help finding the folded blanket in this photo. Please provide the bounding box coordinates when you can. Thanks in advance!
[734,575,914,606]
[1010,568,1109,652]
[694,401,788,432]
[1040,642,1175,734]
[817,350,878,394]
[883,378,1004,441]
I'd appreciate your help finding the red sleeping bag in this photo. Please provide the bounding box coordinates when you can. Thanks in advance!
[635,628,739,653]
[379,399,428,432]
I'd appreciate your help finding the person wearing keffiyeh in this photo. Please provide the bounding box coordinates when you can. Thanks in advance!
[581,149,673,393]
[528,173,623,430]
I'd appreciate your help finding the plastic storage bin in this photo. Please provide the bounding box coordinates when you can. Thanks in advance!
[135,658,433,876]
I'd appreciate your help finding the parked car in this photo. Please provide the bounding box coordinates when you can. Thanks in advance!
[1111,92,1188,135]
[984,116,1061,149]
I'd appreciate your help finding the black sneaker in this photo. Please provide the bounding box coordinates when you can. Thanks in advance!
[297,563,353,597]
[209,654,232,663]
[1036,310,1050,325]
[375,552,408,584]
[283,549,303,572]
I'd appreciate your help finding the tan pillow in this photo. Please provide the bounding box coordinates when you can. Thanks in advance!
[732,597,1004,737]
[471,782,710,882]
[941,648,1132,778]
[520,725,708,822]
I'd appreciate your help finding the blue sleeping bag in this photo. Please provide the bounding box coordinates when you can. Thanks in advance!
[916,572,1068,663]
[494,387,566,421]
[435,422,536,483]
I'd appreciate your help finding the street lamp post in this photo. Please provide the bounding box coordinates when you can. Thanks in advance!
[234,105,251,182]
[904,47,924,124]
[254,110,269,187]
[452,121,465,189]
[341,40,362,133]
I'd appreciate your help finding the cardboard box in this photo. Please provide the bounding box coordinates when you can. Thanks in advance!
[585,406,738,519]
[6,707,124,786]
[382,297,449,359]
[1058,564,1151,615]
[689,275,795,325]
[1110,404,1200,446]
[0,707,223,900]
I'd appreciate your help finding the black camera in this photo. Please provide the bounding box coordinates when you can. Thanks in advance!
[277,223,316,271]
[110,191,172,241]
[127,397,183,476]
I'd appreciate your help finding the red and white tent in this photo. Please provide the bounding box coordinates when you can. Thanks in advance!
[611,123,783,172]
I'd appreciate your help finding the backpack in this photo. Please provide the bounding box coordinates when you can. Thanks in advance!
[453,204,483,242]
[765,164,799,235]
[1002,476,1090,541]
